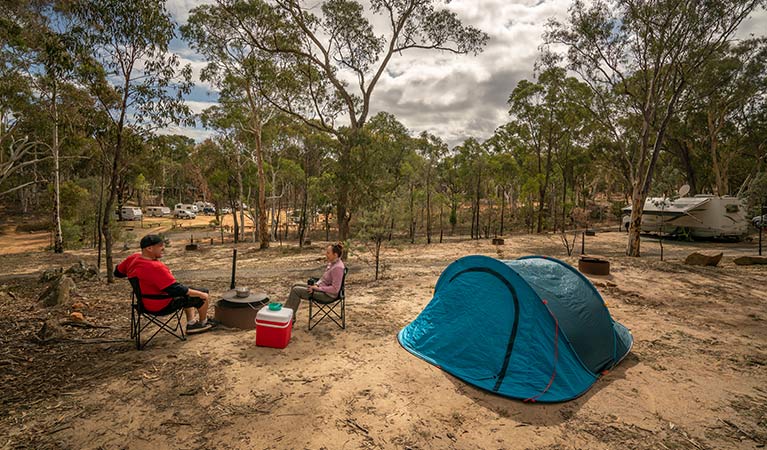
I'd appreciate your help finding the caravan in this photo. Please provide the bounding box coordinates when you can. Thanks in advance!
[119,206,143,221]
[174,203,198,219]
[623,195,749,239]
[145,206,171,217]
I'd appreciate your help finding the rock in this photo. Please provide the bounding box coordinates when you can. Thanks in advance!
[69,312,85,322]
[39,267,63,283]
[71,301,86,311]
[734,256,767,266]
[64,260,99,280]
[185,243,199,251]
[36,319,64,341]
[38,275,76,307]
[684,252,723,267]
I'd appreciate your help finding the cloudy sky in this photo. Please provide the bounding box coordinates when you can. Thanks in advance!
[163,0,767,148]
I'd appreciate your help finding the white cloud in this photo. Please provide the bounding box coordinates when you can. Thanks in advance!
[165,0,767,147]
[157,124,216,142]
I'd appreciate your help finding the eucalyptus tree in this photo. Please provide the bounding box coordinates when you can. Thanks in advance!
[546,0,766,256]
[182,8,282,249]
[205,0,487,240]
[507,67,580,233]
[72,0,193,281]
[415,132,448,244]
[691,39,767,195]
[454,138,488,239]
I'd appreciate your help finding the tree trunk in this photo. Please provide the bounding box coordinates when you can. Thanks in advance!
[51,80,63,254]
[627,185,644,256]
[409,184,415,244]
[499,187,505,236]
[298,183,308,247]
[324,207,330,241]
[254,125,269,249]
[439,202,444,243]
[426,172,432,244]
[102,77,132,283]
[336,134,357,241]
[707,111,727,196]
[231,208,239,244]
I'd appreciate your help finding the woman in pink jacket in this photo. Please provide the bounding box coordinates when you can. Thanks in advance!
[285,242,345,321]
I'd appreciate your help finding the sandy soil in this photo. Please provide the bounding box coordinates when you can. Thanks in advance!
[0,229,766,449]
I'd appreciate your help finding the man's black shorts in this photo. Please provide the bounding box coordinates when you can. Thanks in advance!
[152,287,208,316]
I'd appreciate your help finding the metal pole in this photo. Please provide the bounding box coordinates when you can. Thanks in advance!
[230,248,237,289]
[581,232,585,255]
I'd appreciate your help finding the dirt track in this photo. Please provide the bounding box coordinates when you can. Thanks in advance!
[0,230,766,449]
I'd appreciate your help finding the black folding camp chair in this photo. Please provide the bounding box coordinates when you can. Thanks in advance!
[129,277,186,350]
[308,267,347,330]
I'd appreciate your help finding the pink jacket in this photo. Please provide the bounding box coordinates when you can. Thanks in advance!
[316,259,345,298]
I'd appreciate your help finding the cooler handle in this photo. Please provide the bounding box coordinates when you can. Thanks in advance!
[256,320,291,329]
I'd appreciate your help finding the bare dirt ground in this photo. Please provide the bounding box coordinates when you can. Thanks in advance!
[0,228,766,450]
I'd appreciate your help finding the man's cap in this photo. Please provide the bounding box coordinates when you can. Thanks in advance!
[140,234,164,249]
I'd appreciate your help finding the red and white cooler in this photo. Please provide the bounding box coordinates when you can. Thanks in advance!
[255,305,293,349]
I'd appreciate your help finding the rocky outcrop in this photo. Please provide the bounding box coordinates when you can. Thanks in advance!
[38,275,76,307]
[64,260,99,280]
[733,256,767,266]
[684,252,723,267]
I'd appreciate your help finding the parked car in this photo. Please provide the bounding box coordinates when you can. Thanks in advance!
[145,206,171,217]
[119,206,143,221]
[202,206,216,215]
[753,214,767,228]
[175,209,196,219]
[220,207,231,214]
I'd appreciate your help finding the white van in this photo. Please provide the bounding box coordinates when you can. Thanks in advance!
[120,206,143,221]
[145,206,171,217]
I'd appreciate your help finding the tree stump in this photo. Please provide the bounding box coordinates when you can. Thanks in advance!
[492,238,505,245]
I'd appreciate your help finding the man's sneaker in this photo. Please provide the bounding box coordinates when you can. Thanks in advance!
[186,321,213,334]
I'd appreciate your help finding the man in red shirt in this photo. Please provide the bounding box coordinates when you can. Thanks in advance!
[115,234,214,334]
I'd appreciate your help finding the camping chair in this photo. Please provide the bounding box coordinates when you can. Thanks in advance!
[308,267,347,330]
[129,277,186,350]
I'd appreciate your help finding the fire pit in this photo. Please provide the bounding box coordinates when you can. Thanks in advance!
[578,256,610,276]
[212,249,270,330]
[215,287,269,330]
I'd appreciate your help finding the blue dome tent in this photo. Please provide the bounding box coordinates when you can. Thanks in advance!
[398,255,633,403]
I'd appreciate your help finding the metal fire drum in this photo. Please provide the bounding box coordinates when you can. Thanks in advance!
[578,256,610,276]
[214,288,269,330]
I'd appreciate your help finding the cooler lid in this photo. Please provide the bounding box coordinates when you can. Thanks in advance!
[256,305,293,323]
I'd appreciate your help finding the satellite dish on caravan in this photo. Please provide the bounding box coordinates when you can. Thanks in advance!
[678,184,691,197]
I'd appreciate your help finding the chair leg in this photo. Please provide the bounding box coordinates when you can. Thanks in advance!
[309,299,345,330]
[135,309,186,350]
[134,312,142,350]
[308,298,313,330]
